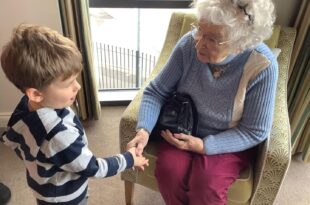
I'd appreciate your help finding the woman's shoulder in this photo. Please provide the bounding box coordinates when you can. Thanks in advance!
[176,32,195,50]
[172,32,196,63]
[246,44,278,80]
[253,43,278,63]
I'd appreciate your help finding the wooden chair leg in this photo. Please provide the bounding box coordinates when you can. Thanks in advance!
[124,180,135,205]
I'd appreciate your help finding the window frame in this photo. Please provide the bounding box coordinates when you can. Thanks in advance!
[89,0,193,8]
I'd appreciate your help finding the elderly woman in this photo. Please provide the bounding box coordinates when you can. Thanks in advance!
[127,0,277,204]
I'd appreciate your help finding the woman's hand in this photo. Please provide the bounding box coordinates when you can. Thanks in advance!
[127,129,149,156]
[161,129,205,154]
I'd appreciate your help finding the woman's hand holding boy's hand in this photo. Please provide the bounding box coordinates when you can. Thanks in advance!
[128,147,149,171]
[161,130,205,154]
[127,129,149,156]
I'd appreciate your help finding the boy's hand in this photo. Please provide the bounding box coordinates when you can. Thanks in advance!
[128,147,149,171]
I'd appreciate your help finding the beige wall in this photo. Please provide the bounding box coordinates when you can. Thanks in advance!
[0,0,301,126]
[0,0,62,126]
[274,0,302,26]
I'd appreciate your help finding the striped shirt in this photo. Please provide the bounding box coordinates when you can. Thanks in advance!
[137,32,278,155]
[1,96,134,205]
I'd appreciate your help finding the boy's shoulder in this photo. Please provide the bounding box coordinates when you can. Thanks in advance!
[36,107,77,133]
[9,96,74,132]
[30,107,80,144]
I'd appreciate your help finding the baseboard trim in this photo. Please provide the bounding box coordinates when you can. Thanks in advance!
[0,112,11,127]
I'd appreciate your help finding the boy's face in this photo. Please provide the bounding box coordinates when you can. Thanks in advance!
[37,73,81,109]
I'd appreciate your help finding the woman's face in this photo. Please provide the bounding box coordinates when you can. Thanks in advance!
[193,20,231,64]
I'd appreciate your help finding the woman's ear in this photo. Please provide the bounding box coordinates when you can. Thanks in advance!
[25,88,44,103]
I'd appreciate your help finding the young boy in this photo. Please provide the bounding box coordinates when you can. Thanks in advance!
[0,24,148,205]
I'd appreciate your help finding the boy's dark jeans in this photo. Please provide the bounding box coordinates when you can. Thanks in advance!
[0,183,11,205]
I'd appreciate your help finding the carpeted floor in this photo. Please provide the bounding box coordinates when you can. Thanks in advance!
[0,106,309,205]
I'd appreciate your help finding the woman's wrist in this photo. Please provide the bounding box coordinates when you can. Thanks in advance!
[136,128,150,135]
[195,137,205,154]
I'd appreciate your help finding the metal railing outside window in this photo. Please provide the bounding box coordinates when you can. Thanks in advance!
[94,42,156,90]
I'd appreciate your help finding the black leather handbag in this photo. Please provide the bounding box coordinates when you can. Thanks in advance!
[150,92,198,140]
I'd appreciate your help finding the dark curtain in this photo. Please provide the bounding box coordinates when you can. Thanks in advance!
[58,0,101,120]
[288,0,310,162]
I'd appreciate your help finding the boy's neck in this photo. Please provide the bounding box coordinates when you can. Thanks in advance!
[28,100,44,112]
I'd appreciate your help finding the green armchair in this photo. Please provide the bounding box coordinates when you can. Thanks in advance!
[119,12,296,205]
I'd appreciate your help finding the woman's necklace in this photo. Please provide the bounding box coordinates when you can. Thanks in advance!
[212,67,223,79]
[208,64,229,79]
[208,55,231,79]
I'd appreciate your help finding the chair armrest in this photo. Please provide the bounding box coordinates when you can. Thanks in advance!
[119,90,143,183]
[251,27,296,205]
[120,91,144,154]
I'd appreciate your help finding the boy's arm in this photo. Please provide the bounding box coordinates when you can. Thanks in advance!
[86,151,134,178]
[41,130,134,178]
[1,129,23,160]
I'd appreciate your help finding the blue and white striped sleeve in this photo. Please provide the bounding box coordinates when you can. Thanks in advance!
[40,128,134,178]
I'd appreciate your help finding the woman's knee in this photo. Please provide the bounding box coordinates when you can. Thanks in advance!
[188,174,232,205]
[155,160,187,183]
[187,154,247,205]
[155,152,191,186]
[155,142,192,186]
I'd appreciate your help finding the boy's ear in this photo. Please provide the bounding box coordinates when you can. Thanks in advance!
[25,88,44,103]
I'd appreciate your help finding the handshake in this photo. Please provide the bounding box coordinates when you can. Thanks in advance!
[126,128,151,171]
[127,146,149,171]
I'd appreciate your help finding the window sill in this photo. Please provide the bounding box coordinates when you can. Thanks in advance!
[99,89,138,102]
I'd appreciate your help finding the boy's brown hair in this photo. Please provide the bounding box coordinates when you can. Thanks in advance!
[1,24,83,93]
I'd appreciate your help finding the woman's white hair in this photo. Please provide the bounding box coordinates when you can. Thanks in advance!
[192,0,276,51]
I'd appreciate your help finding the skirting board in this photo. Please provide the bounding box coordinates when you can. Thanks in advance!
[0,112,11,127]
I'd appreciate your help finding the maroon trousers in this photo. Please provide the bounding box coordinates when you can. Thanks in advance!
[155,141,255,205]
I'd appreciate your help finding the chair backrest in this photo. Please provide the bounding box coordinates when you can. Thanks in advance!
[147,12,188,81]
[179,13,196,38]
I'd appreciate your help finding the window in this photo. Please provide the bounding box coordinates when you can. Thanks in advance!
[89,1,192,101]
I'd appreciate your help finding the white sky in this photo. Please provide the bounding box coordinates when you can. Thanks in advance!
[89,8,191,57]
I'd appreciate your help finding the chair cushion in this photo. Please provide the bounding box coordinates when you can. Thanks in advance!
[140,142,253,205]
